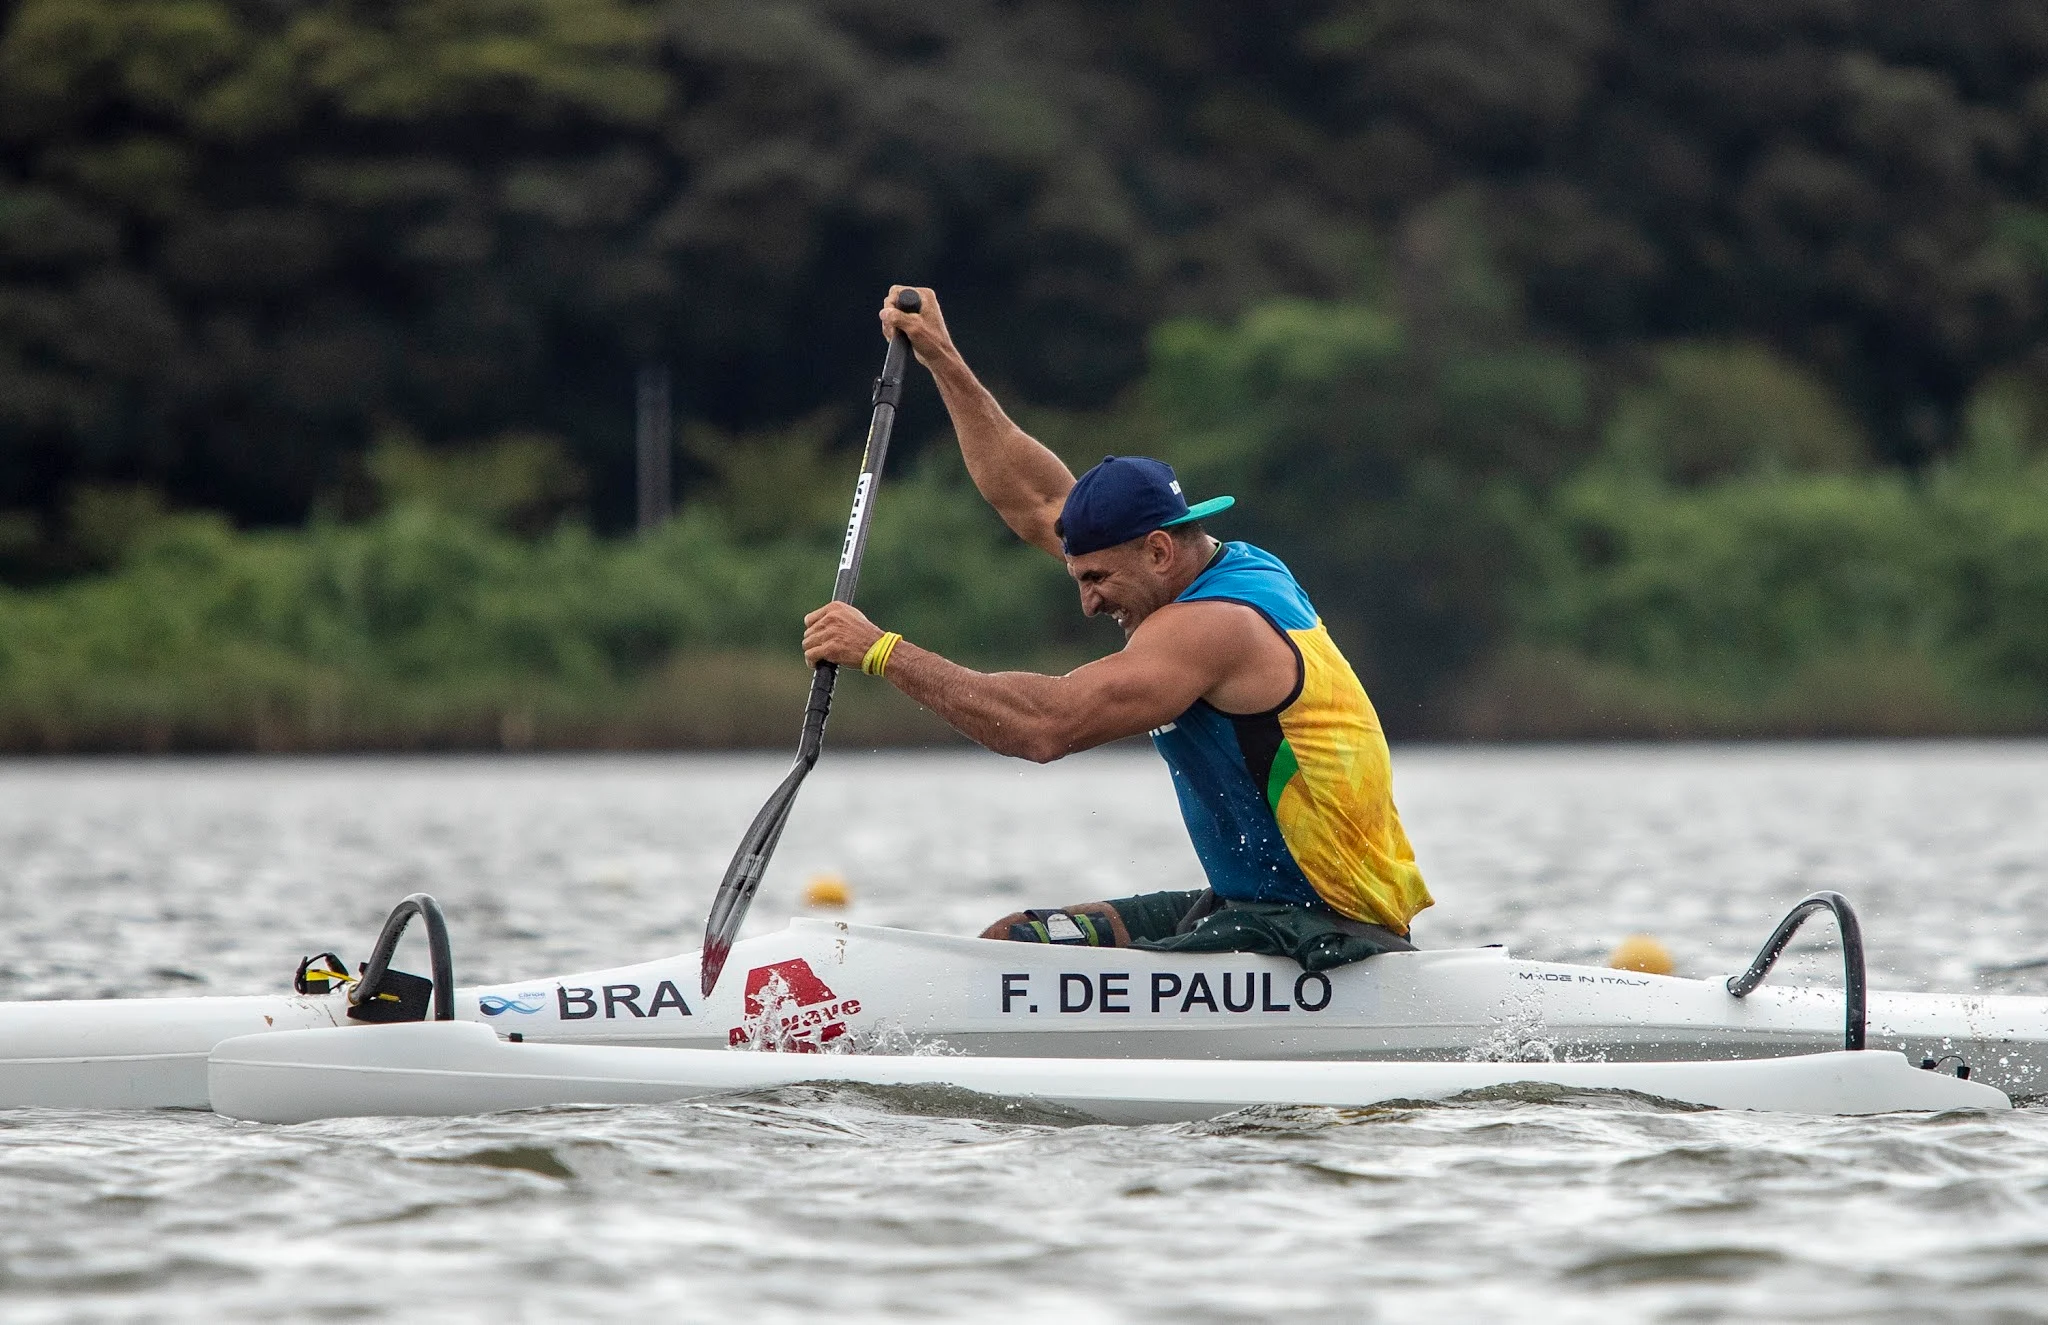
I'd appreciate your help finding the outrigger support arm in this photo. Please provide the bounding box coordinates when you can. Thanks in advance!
[1726,890,1867,1051]
[350,892,457,1022]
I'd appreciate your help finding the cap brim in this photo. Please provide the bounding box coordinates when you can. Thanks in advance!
[1161,495,1235,527]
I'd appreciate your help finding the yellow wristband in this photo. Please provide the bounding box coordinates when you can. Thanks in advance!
[861,631,903,677]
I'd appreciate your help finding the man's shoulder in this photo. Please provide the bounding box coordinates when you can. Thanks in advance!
[1128,596,1277,661]
[1177,542,1316,631]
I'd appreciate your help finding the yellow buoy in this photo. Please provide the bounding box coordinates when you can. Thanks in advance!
[801,873,852,908]
[1608,934,1675,976]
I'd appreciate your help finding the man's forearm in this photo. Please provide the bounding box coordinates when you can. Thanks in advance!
[880,641,1076,762]
[924,350,1073,555]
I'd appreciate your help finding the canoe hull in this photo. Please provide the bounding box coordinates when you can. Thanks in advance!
[5,918,2043,1110]
[207,1020,2012,1124]
[452,920,2048,1099]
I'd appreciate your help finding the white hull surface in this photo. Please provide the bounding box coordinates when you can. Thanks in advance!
[5,919,2045,1110]
[209,1021,2009,1123]
[0,994,345,1109]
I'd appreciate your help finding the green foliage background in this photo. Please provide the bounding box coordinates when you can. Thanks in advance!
[2,0,2048,747]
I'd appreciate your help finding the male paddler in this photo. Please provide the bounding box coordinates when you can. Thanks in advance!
[801,286,1431,971]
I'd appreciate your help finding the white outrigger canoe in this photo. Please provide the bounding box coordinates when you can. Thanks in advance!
[0,891,2034,1120]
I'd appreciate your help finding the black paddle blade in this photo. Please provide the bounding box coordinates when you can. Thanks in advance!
[701,759,808,996]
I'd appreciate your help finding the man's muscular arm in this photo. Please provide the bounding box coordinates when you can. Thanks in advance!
[875,644,1181,762]
[881,286,1073,559]
[805,600,1271,762]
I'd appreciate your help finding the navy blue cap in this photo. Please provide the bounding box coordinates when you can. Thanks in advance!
[1055,456,1236,557]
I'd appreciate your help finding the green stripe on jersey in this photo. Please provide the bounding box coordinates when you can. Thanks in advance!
[1265,738,1299,812]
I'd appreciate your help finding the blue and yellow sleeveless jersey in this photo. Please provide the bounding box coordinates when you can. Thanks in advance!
[1148,542,1432,932]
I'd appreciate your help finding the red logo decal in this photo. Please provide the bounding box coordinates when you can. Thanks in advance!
[728,958,863,1052]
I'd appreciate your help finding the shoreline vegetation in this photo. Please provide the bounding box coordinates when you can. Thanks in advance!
[6,642,2044,754]
[7,283,2048,753]
[3,423,2044,753]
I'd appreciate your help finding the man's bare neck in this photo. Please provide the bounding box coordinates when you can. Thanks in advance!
[1119,537,1223,639]
[1164,536,1223,599]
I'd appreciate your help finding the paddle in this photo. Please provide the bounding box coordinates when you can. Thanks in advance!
[700,287,923,996]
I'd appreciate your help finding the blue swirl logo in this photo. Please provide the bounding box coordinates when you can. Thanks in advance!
[478,993,547,1016]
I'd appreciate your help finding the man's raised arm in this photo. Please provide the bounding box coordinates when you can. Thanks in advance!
[880,286,1074,559]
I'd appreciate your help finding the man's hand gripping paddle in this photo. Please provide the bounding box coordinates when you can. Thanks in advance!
[700,287,922,996]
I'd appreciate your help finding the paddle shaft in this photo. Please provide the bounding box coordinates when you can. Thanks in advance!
[701,288,921,995]
[805,299,917,760]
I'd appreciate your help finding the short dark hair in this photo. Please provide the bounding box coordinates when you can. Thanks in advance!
[1057,519,1205,555]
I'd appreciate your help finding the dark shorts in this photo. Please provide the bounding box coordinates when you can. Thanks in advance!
[1000,889,1204,946]
[1000,889,1415,973]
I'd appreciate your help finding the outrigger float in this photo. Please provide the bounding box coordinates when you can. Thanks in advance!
[0,892,2033,1121]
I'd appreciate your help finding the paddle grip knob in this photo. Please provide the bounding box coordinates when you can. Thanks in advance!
[875,289,920,407]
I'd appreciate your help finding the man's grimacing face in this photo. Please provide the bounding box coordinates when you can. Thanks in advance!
[1063,531,1184,637]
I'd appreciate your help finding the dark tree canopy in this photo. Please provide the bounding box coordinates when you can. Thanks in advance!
[2,0,2047,537]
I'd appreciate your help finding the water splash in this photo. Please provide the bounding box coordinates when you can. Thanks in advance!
[728,969,805,1051]
[1464,990,1606,1064]
[834,1021,962,1057]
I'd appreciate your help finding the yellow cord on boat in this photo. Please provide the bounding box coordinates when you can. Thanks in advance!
[861,631,903,677]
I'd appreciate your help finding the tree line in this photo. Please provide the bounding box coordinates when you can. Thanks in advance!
[2,0,2047,743]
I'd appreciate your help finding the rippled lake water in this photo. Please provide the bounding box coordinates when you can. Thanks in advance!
[4,743,2048,1322]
